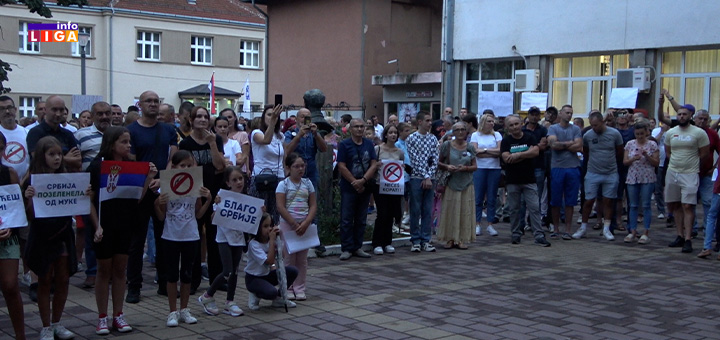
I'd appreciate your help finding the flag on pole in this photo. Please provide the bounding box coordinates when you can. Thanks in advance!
[100,161,149,202]
[208,72,216,114]
[243,77,251,113]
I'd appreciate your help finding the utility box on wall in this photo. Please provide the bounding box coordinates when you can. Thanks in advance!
[617,68,652,92]
[514,69,539,92]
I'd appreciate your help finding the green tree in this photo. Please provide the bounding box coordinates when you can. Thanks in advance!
[0,0,88,94]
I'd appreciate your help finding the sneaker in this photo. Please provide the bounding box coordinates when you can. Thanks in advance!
[576,216,582,224]
[373,246,384,255]
[624,234,637,243]
[410,244,421,252]
[198,293,220,315]
[40,327,53,340]
[248,293,260,311]
[201,263,209,281]
[657,213,665,219]
[682,239,693,253]
[294,291,307,301]
[20,272,32,286]
[572,226,586,239]
[354,249,371,258]
[638,235,650,244]
[224,301,244,317]
[179,308,197,324]
[113,313,132,333]
[125,289,140,304]
[339,251,352,260]
[384,245,395,254]
[402,214,410,225]
[52,323,75,340]
[475,225,482,236]
[549,232,559,239]
[96,317,110,335]
[422,243,436,252]
[602,227,615,241]
[511,236,521,244]
[561,233,572,240]
[697,249,712,259]
[548,224,556,233]
[535,237,551,247]
[271,297,297,308]
[668,236,685,247]
[486,225,498,236]
[166,311,179,327]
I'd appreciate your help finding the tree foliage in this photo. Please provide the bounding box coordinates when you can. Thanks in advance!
[0,0,88,94]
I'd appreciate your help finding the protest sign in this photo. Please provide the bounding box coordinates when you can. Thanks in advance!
[278,220,320,254]
[478,91,513,117]
[160,166,203,200]
[0,184,28,228]
[608,88,639,109]
[379,160,404,195]
[520,92,548,111]
[211,189,264,234]
[31,173,91,218]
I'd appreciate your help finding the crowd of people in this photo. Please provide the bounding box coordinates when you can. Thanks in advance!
[0,86,718,339]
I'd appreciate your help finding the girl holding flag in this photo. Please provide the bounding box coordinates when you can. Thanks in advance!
[87,126,157,335]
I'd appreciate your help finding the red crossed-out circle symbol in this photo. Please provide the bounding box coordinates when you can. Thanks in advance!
[382,162,402,183]
[4,142,26,165]
[170,172,194,196]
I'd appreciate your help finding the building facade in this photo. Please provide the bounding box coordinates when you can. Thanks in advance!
[1,0,266,118]
[445,0,720,117]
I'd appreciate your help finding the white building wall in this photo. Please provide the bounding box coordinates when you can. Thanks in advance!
[453,0,720,60]
[0,5,265,112]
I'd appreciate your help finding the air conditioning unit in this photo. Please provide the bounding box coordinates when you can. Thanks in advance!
[617,68,651,91]
[514,69,539,92]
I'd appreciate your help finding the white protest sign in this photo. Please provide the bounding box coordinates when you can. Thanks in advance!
[478,91,514,117]
[332,149,338,170]
[379,160,404,195]
[278,220,320,254]
[31,173,91,218]
[608,88,639,109]
[160,166,203,200]
[0,184,28,228]
[520,93,548,111]
[211,189,264,234]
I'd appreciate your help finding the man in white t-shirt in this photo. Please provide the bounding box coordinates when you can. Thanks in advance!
[0,96,30,179]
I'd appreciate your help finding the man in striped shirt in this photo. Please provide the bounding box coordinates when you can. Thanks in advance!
[75,101,112,171]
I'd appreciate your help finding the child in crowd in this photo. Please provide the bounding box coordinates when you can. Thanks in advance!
[277,153,316,301]
[88,127,158,334]
[0,132,25,340]
[155,150,211,327]
[198,166,247,317]
[24,136,92,340]
[245,213,298,310]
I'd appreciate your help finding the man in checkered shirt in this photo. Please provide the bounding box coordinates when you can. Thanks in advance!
[406,111,439,253]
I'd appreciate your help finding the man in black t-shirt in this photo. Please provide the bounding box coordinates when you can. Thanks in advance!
[501,115,550,247]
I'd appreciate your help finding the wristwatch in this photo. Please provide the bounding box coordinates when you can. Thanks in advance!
[667,95,674,101]
[483,148,488,153]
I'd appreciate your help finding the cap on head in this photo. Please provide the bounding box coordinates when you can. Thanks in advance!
[528,106,541,115]
[681,104,696,114]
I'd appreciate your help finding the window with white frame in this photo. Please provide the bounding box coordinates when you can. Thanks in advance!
[71,27,92,57]
[18,22,40,53]
[660,49,720,116]
[240,40,260,68]
[136,31,161,61]
[550,55,629,114]
[18,97,41,118]
[191,36,212,65]
[463,60,525,115]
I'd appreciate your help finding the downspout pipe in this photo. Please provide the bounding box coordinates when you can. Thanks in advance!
[252,0,269,106]
[443,0,455,111]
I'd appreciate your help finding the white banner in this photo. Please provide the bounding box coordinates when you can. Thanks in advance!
[478,91,514,117]
[278,220,320,254]
[31,173,91,218]
[379,160,404,195]
[520,92,548,111]
[608,88,639,109]
[0,184,28,228]
[211,189,264,235]
[160,166,203,200]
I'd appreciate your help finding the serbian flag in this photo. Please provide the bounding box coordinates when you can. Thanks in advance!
[100,161,149,202]
[208,72,216,114]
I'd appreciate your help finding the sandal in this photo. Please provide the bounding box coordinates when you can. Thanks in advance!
[444,241,454,249]
[455,242,468,250]
[561,233,572,240]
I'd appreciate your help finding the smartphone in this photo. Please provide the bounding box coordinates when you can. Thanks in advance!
[274,94,283,106]
[304,116,311,125]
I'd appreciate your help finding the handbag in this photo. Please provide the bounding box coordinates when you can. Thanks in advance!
[254,168,279,192]
[434,141,451,186]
